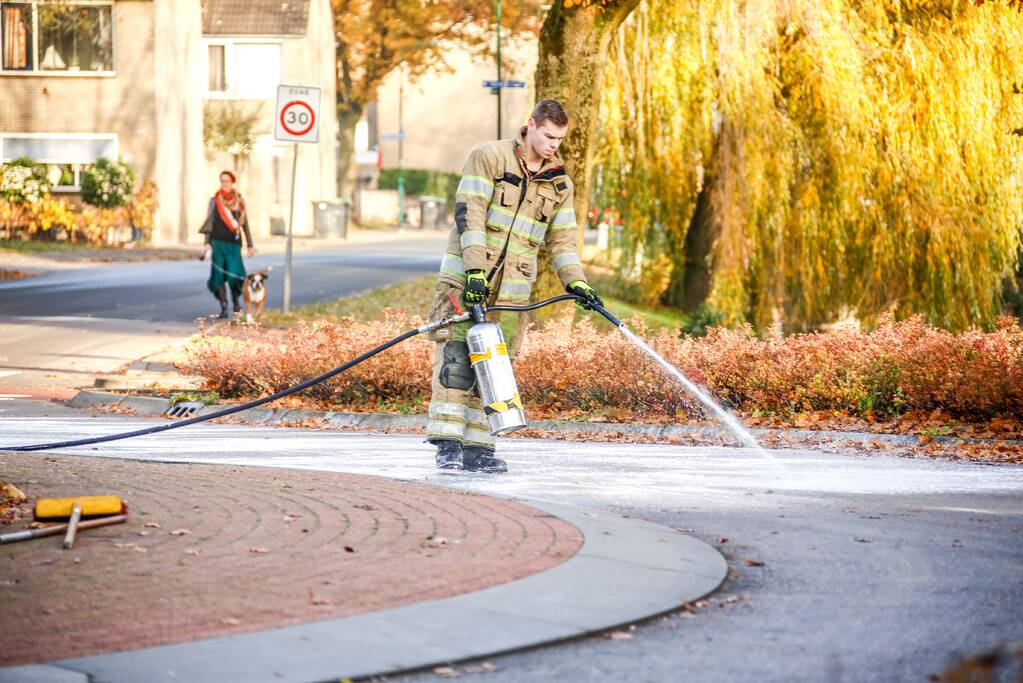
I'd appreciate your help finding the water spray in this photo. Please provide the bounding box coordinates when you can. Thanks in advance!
[2,295,765,454]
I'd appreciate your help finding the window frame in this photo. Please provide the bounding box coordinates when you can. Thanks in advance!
[0,131,119,191]
[0,0,116,77]
[202,37,283,101]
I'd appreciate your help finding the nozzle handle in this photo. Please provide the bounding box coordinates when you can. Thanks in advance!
[593,304,623,327]
[470,304,486,324]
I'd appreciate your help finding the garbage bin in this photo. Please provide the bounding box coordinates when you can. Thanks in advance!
[418,195,446,230]
[311,198,351,239]
[270,216,287,236]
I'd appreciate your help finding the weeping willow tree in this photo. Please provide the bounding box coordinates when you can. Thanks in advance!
[595,0,1023,332]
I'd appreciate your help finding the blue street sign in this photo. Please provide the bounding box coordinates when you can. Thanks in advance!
[483,80,527,89]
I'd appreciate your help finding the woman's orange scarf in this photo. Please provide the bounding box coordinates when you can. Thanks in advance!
[215,189,244,233]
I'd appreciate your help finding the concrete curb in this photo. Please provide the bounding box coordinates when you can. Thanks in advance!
[68,390,1023,448]
[3,500,726,683]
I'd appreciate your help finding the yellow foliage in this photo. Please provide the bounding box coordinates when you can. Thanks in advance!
[0,179,159,244]
[597,0,1023,331]
[26,196,77,234]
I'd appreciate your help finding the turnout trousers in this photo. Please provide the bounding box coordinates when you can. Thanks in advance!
[425,266,531,450]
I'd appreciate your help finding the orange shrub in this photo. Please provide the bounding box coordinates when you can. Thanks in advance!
[181,313,1023,420]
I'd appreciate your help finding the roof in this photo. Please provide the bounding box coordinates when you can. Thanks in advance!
[202,0,310,36]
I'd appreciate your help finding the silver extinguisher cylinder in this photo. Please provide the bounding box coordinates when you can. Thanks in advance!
[466,321,527,435]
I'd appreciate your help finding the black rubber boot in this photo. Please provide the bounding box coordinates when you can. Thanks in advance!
[462,446,507,473]
[216,285,229,319]
[432,439,462,470]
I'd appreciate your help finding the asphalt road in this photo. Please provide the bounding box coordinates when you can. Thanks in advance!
[3,402,1021,683]
[0,237,444,322]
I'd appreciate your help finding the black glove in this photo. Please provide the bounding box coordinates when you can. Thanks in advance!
[463,270,490,306]
[567,280,603,310]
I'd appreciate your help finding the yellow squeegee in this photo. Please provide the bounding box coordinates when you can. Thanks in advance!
[35,495,125,519]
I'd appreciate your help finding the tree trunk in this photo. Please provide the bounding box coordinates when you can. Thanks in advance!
[337,103,362,213]
[675,173,718,311]
[532,0,640,306]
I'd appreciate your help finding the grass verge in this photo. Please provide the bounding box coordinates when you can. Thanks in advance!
[260,273,687,331]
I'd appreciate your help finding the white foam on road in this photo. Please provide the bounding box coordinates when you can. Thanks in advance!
[2,416,1021,511]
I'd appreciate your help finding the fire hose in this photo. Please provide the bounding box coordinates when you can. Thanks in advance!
[3,295,623,452]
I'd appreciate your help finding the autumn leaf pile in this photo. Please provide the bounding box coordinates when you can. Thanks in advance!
[181,312,1023,422]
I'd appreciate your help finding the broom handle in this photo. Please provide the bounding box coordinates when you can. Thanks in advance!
[0,514,128,545]
[62,502,83,550]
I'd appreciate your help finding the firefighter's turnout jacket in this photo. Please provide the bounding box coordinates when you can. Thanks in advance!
[425,128,588,449]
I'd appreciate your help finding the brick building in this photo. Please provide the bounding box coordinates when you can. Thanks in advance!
[0,0,337,244]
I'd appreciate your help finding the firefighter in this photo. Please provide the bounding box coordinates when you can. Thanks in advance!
[425,99,603,472]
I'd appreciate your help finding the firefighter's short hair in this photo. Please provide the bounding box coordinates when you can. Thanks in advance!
[531,99,568,127]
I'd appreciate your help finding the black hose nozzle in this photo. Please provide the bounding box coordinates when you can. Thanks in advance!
[593,304,623,327]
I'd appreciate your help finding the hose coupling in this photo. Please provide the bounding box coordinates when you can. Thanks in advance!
[417,311,473,335]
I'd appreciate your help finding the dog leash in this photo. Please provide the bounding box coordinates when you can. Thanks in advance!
[208,261,247,281]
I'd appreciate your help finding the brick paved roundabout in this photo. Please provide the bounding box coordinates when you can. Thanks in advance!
[0,452,582,667]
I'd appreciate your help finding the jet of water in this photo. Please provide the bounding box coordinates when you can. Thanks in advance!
[616,324,775,458]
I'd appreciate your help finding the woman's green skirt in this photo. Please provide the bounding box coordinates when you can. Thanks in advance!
[206,239,247,298]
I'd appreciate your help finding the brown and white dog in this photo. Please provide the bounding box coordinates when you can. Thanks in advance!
[243,268,271,323]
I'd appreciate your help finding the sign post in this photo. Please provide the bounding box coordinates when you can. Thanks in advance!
[482,80,526,139]
[274,84,321,314]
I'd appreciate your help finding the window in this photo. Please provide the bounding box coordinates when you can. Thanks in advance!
[0,133,118,191]
[203,40,281,99]
[1,2,114,74]
[2,3,32,70]
[230,43,280,98]
[208,44,225,92]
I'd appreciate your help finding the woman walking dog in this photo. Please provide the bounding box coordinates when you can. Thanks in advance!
[199,170,254,318]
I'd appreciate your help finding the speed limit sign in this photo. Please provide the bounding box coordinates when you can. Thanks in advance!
[274,84,321,143]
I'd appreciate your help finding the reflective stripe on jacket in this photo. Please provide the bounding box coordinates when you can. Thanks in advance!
[437,128,586,290]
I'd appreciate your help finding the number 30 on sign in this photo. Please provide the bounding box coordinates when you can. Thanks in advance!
[274,85,321,144]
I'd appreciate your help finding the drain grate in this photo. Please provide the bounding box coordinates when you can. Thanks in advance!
[166,401,205,419]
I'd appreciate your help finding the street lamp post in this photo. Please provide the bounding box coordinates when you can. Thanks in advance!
[496,0,503,139]
[397,63,405,227]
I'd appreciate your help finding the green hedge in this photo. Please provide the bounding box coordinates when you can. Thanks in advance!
[378,168,459,207]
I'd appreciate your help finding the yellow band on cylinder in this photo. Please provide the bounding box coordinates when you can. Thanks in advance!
[470,344,508,365]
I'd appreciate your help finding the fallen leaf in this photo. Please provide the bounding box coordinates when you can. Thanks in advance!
[248,547,269,554]
[143,522,162,529]
[169,528,191,536]
[0,483,26,503]
[433,666,459,677]
[113,542,148,553]
[344,546,355,553]
[744,559,766,567]
[716,537,729,544]
[185,548,202,555]
[307,590,331,606]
